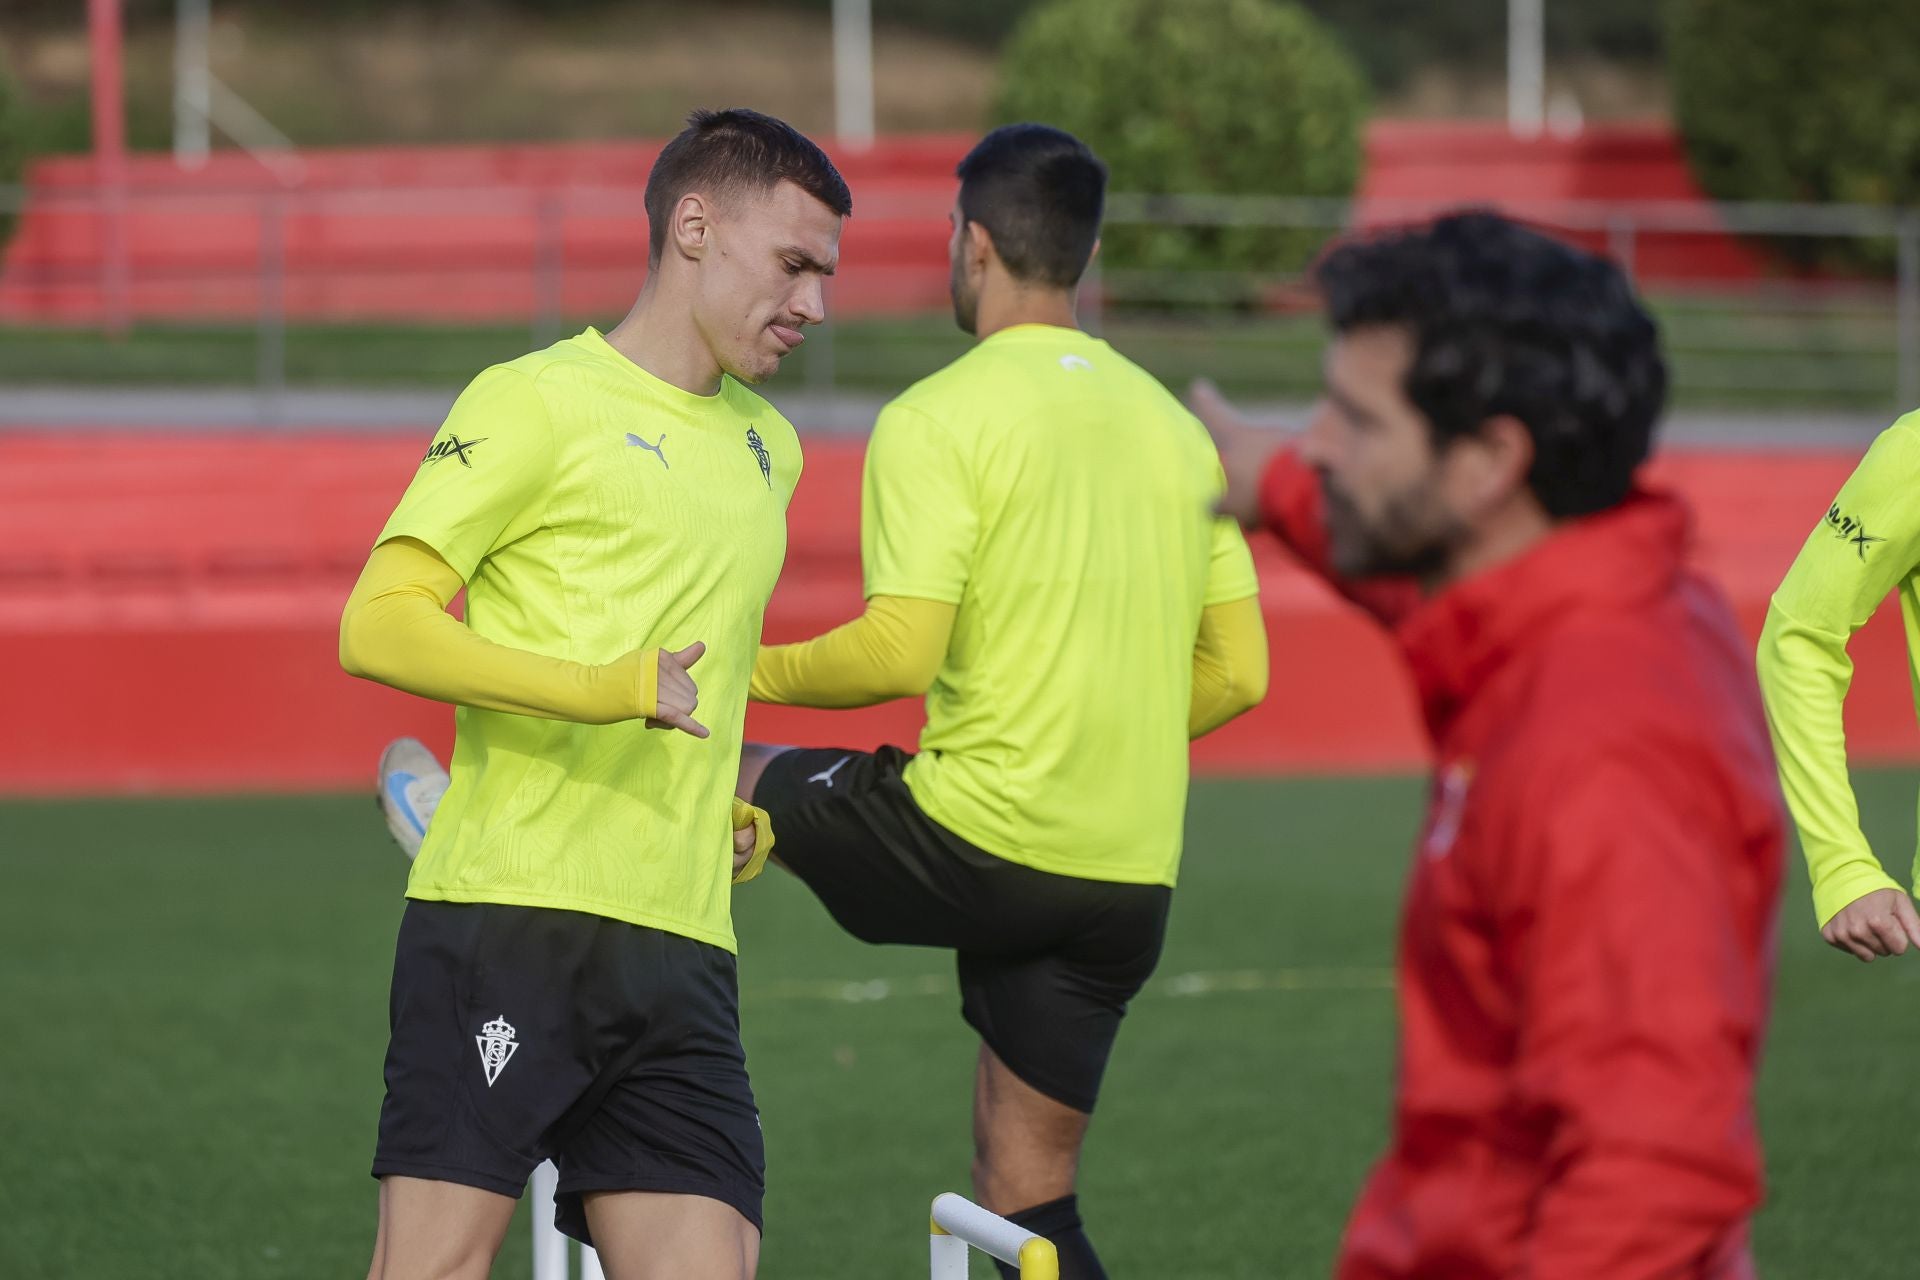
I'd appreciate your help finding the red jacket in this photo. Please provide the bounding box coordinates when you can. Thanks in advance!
[1260,451,1782,1280]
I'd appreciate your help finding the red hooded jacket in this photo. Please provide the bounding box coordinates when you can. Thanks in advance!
[1260,450,1783,1280]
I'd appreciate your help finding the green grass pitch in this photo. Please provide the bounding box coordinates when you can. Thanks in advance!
[4,773,1917,1278]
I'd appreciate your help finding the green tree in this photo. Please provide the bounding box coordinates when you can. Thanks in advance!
[995,0,1366,296]
[1669,0,1920,272]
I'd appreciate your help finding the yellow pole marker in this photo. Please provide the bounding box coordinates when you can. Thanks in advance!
[1017,1235,1060,1280]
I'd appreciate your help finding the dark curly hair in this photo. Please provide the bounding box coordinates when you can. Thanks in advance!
[1315,211,1667,518]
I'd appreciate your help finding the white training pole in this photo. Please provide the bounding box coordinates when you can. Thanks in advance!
[832,0,875,150]
[930,1193,1059,1278]
[531,1160,604,1280]
[1507,0,1545,139]
[930,1226,970,1280]
[531,1161,567,1280]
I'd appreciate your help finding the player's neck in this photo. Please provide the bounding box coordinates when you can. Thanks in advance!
[972,284,1080,342]
[603,287,726,398]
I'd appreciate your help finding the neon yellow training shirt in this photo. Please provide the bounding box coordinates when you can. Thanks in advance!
[1757,409,1920,926]
[375,327,799,951]
[862,323,1261,887]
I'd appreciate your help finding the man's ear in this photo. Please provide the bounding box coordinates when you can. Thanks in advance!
[1452,413,1537,515]
[966,219,996,272]
[670,192,712,262]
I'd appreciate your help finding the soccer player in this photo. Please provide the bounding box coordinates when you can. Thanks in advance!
[1192,213,1783,1279]
[1756,408,1920,961]
[378,123,1267,1279]
[735,124,1268,1279]
[339,109,847,1280]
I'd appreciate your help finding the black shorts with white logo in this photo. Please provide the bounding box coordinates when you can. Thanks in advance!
[753,745,1173,1114]
[372,900,765,1241]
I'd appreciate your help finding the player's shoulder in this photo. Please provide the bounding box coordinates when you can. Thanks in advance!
[1068,336,1214,427]
[438,354,561,446]
[720,378,797,440]
[1518,579,1759,766]
[497,331,625,396]
[457,334,607,415]
[1868,408,1920,466]
[884,343,1002,422]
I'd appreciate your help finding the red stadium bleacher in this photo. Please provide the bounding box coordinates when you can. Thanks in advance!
[1,431,1912,794]
[0,135,971,325]
[1357,121,1769,281]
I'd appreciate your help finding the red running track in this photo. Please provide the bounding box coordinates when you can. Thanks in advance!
[0,432,1911,794]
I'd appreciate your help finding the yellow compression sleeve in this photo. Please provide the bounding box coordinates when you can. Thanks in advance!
[1756,412,1920,925]
[339,537,659,724]
[730,797,775,884]
[749,595,956,708]
[1189,595,1270,738]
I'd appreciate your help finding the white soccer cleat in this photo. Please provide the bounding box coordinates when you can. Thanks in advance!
[377,737,449,860]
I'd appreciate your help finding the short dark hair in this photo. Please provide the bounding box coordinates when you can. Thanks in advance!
[1315,211,1668,519]
[956,124,1107,288]
[644,108,852,266]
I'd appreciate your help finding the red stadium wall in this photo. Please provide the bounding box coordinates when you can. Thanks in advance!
[1,433,1912,795]
[0,122,1765,326]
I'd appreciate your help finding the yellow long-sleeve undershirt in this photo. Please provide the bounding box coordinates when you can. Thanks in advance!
[1188,595,1270,737]
[750,592,1269,739]
[338,537,660,724]
[1756,411,1920,926]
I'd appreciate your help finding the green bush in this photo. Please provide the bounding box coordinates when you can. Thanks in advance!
[994,0,1366,293]
[1669,0,1920,273]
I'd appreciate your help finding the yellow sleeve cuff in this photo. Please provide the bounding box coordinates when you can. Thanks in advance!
[731,797,775,884]
[1811,861,1908,929]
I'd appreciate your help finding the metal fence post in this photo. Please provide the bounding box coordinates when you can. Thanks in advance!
[1897,210,1919,411]
[257,195,287,425]
[533,193,565,350]
[1607,215,1639,282]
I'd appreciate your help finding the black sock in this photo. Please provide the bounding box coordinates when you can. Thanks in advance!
[991,1194,1107,1280]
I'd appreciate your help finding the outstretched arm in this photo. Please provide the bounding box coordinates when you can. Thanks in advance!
[341,537,707,735]
[750,595,956,708]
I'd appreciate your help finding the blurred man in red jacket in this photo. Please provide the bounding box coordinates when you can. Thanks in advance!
[1192,212,1783,1280]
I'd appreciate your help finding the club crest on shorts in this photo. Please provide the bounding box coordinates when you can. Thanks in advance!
[476,1015,519,1087]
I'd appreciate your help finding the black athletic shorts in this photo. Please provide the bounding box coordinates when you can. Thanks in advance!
[753,745,1173,1113]
[371,899,765,1242]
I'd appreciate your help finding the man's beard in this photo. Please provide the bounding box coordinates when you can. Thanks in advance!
[949,255,978,335]
[1322,469,1466,583]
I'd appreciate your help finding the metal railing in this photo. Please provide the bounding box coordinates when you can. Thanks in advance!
[1,184,1914,421]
